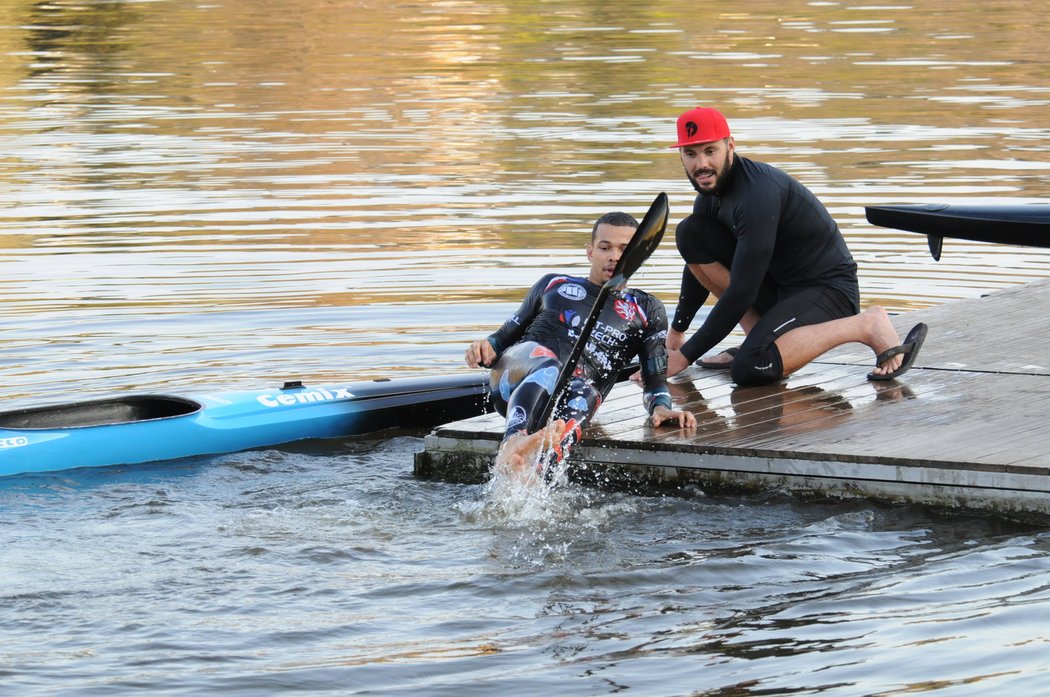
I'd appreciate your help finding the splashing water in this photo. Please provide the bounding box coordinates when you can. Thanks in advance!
[465,421,663,568]
[469,455,640,568]
[481,426,573,522]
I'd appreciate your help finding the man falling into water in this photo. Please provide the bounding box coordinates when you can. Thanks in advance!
[664,106,928,385]
[465,212,695,476]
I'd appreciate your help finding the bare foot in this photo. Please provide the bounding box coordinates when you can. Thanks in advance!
[493,419,572,479]
[863,306,904,377]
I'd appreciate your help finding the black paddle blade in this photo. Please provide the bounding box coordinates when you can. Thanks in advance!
[527,192,670,433]
[614,191,668,282]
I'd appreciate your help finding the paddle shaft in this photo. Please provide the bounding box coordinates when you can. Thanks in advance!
[529,272,624,430]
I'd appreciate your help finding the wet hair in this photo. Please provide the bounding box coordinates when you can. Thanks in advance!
[591,211,639,240]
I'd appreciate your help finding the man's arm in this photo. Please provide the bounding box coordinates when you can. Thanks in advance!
[669,266,709,350]
[637,293,696,428]
[686,261,760,334]
[464,274,552,368]
[667,260,768,375]
[671,200,765,370]
[677,193,779,366]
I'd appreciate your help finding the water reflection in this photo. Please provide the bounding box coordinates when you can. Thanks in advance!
[3,5,1050,695]
[1,0,1048,405]
[657,368,921,447]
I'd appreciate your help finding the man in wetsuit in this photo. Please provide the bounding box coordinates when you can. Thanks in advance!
[665,107,927,385]
[465,211,695,472]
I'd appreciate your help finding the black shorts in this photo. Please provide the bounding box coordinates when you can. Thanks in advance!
[731,284,857,387]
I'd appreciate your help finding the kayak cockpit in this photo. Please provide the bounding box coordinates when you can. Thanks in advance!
[0,395,202,430]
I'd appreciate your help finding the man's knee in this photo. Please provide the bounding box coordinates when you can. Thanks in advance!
[690,262,730,298]
[729,348,783,387]
[677,214,736,264]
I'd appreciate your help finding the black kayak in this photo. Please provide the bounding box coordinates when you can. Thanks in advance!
[865,203,1050,260]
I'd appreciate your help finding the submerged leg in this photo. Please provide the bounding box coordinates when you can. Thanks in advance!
[493,418,573,477]
[493,377,599,482]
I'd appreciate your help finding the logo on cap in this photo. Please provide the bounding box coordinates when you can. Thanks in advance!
[671,107,731,148]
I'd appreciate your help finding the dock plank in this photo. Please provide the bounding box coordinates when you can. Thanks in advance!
[415,279,1050,521]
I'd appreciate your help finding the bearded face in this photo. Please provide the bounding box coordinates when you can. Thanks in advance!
[680,138,734,194]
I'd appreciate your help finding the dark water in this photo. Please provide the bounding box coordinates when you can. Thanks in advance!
[3,440,1048,695]
[1,0,1049,694]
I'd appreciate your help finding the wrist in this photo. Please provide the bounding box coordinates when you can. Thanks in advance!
[680,335,702,364]
[648,393,673,414]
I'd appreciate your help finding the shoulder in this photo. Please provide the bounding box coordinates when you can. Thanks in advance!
[536,273,588,285]
[724,155,797,220]
[534,273,593,301]
[624,286,656,300]
[735,155,792,188]
[532,273,573,290]
[622,289,668,332]
[623,288,667,312]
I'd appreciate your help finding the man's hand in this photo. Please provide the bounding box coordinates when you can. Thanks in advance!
[650,404,697,429]
[665,328,686,351]
[665,349,691,377]
[465,339,496,368]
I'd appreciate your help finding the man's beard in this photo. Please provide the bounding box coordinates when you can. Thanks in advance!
[685,151,732,195]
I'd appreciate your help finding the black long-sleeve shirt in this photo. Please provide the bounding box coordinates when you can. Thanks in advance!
[675,154,859,362]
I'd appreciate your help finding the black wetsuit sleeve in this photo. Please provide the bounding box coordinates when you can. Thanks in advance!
[638,294,673,414]
[486,275,551,358]
[680,193,778,363]
[671,266,709,333]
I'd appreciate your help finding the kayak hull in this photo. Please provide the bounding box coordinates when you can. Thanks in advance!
[865,203,1050,259]
[0,374,490,477]
[865,203,1050,245]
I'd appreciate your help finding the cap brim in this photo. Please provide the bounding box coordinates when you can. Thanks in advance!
[669,138,724,149]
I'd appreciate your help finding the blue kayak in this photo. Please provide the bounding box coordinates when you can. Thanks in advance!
[0,373,490,478]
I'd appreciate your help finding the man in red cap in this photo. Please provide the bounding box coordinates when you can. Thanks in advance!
[665,106,927,385]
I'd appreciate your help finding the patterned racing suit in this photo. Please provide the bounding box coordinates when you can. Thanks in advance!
[485,273,673,453]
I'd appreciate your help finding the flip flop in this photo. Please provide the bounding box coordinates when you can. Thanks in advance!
[698,346,739,370]
[867,323,928,381]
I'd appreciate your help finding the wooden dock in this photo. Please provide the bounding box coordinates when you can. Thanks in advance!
[414,279,1050,522]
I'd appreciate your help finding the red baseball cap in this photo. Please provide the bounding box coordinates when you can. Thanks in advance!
[671,107,731,148]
